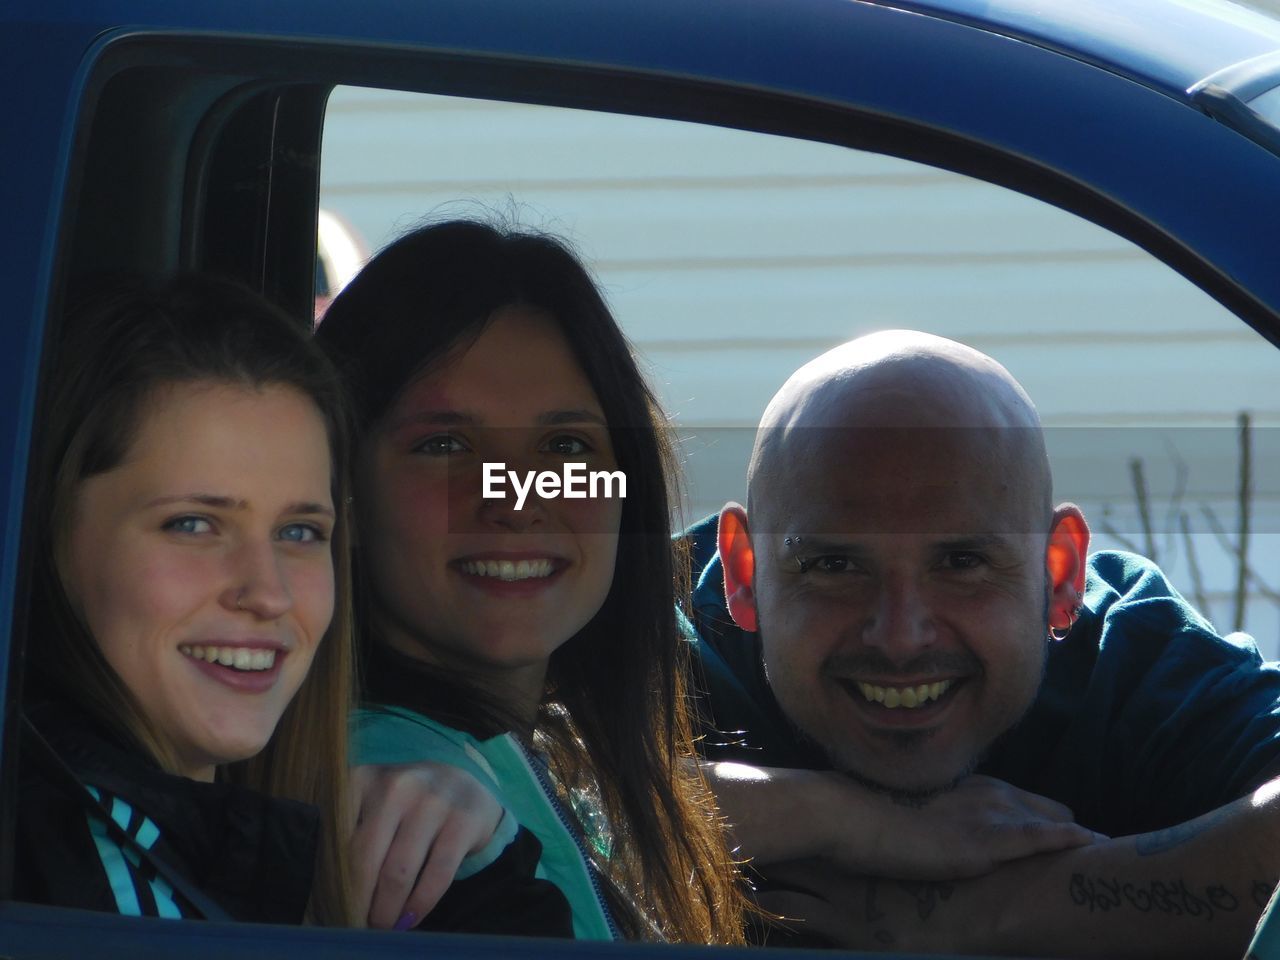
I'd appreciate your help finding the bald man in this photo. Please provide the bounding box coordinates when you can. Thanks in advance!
[689,331,1280,957]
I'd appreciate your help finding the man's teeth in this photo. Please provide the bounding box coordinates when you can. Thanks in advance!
[461,559,555,581]
[856,679,954,709]
[180,645,277,671]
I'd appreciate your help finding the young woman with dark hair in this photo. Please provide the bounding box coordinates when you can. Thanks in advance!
[317,219,746,942]
[17,275,357,925]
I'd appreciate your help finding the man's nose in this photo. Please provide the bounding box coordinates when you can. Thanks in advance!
[860,575,936,657]
[225,539,293,619]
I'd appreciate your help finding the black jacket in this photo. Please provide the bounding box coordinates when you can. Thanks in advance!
[14,699,318,922]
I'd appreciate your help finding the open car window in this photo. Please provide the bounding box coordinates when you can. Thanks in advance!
[322,86,1280,654]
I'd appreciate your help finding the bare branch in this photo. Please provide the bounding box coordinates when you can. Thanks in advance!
[1201,503,1280,603]
[1234,412,1252,632]
[1099,513,1145,555]
[1178,511,1211,620]
[1161,437,1190,560]
[1129,457,1157,563]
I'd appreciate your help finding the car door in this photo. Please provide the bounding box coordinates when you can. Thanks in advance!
[3,2,1280,957]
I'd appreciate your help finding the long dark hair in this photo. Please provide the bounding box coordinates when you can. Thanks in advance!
[317,219,745,943]
[27,274,357,925]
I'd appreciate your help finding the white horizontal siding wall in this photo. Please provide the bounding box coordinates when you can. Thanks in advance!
[321,87,1280,654]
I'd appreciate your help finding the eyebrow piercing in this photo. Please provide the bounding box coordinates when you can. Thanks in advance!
[783,536,802,547]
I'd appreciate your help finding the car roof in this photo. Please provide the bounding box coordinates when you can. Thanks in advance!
[21,0,1280,93]
[21,0,1280,144]
[877,0,1280,102]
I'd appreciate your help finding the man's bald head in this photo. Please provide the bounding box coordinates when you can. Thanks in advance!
[747,330,1053,536]
[721,331,1086,794]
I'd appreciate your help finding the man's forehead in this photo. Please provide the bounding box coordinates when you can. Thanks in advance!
[776,422,1040,479]
[753,425,1048,536]
[759,491,1042,538]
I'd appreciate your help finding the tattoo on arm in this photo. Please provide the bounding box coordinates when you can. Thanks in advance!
[859,879,956,946]
[898,880,956,920]
[1069,874,1239,922]
[864,879,894,945]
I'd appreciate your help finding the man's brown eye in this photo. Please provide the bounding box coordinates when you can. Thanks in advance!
[946,552,983,569]
[796,555,856,574]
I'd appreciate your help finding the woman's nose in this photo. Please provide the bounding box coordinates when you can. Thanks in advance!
[224,539,292,618]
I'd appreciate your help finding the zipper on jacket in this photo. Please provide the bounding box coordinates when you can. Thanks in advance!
[516,740,622,941]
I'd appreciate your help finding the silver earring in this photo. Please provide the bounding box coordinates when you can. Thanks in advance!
[1048,601,1083,642]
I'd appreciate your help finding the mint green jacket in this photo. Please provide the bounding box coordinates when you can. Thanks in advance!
[352,706,618,940]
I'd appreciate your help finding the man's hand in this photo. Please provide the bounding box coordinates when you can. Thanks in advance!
[706,762,1099,880]
[856,774,1104,880]
[349,763,504,930]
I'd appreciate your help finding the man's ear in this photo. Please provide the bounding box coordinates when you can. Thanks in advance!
[718,503,759,633]
[1046,504,1090,634]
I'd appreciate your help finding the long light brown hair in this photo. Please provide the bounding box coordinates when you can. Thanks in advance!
[27,275,357,925]
[318,219,747,942]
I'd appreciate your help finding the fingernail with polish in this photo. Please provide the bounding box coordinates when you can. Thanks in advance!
[393,911,418,931]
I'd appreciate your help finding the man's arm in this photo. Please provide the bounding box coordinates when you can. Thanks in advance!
[759,777,1280,958]
[705,761,1099,880]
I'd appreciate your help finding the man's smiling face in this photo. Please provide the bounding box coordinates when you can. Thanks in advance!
[750,422,1053,796]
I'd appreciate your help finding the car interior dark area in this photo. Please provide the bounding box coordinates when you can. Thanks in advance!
[6,3,1280,958]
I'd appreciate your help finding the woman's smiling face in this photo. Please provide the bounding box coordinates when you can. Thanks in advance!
[358,305,624,715]
[61,380,336,781]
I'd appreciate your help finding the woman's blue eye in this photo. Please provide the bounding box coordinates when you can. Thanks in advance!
[545,435,590,456]
[164,515,212,535]
[412,433,466,455]
[279,523,326,544]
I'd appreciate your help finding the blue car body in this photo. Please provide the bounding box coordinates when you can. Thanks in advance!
[2,0,1279,955]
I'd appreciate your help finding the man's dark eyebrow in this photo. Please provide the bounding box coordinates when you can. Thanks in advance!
[935,534,1013,552]
[535,409,608,427]
[778,534,1014,551]
[781,535,869,555]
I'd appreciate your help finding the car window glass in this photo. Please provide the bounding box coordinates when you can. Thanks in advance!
[321,85,1280,654]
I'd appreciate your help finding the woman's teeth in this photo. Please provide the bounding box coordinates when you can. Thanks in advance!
[460,559,555,581]
[181,645,277,671]
[856,679,954,709]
